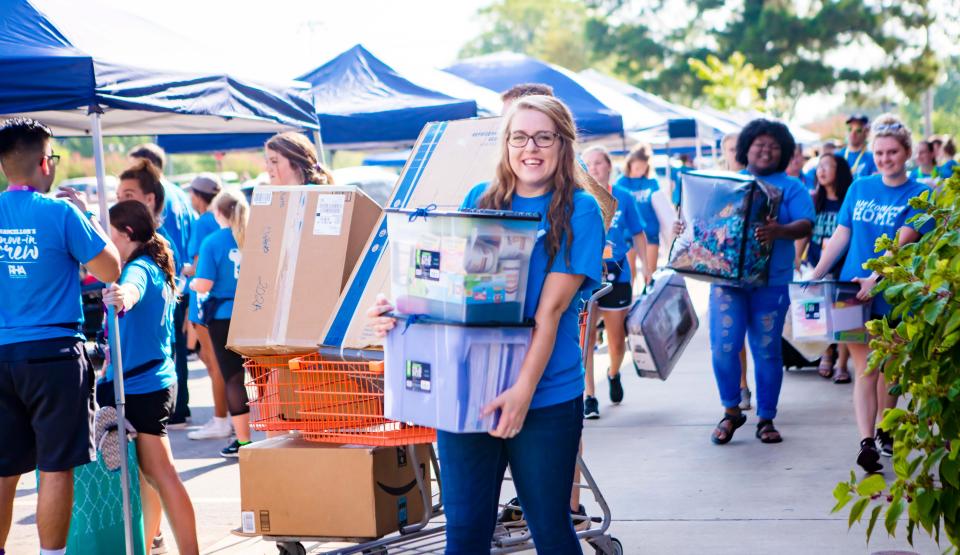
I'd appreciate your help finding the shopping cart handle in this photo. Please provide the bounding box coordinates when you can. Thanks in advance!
[588,283,614,303]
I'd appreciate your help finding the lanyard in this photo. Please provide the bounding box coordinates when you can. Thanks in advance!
[6,184,37,192]
[848,148,866,175]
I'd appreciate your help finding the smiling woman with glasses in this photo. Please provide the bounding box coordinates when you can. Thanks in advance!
[507,130,560,149]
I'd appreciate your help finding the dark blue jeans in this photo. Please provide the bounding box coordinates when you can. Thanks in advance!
[171,298,190,420]
[437,396,584,555]
[709,284,790,420]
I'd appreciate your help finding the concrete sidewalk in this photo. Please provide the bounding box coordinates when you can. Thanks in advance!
[9,280,940,554]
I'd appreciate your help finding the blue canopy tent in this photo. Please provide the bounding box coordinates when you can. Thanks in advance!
[159,44,498,153]
[1,2,319,551]
[444,52,626,140]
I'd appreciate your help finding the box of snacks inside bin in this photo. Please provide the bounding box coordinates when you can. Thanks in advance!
[668,171,783,287]
[386,207,540,324]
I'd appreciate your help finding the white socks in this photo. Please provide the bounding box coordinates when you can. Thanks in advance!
[40,548,66,555]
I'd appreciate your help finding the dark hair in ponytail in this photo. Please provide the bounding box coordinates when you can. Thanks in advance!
[109,200,176,291]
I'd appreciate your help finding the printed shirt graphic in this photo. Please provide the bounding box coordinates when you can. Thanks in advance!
[462,183,604,409]
[0,191,106,345]
[196,228,241,320]
[102,256,176,394]
[807,199,842,269]
[837,174,932,283]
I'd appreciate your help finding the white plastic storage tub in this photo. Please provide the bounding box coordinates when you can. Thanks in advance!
[384,316,532,433]
[626,269,699,380]
[789,281,872,343]
[386,207,540,324]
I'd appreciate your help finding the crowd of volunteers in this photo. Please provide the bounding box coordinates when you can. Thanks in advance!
[0,88,953,553]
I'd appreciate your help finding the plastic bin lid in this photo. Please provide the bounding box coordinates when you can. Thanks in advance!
[388,312,536,328]
[386,206,541,221]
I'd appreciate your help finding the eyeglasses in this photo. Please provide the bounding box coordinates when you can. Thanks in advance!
[848,127,866,133]
[872,122,904,133]
[508,131,560,149]
[45,153,61,165]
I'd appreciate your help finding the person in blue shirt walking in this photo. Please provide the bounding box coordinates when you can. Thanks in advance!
[191,190,250,458]
[937,137,957,185]
[581,146,647,419]
[182,175,233,442]
[675,119,815,445]
[839,114,878,180]
[98,200,198,555]
[129,144,196,428]
[0,118,121,555]
[812,114,932,473]
[370,95,607,553]
[614,143,667,286]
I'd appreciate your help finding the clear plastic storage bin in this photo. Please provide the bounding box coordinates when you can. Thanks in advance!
[386,208,540,324]
[789,281,872,343]
[384,316,533,433]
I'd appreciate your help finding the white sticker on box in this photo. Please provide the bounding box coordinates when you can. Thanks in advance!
[251,189,273,206]
[241,511,255,534]
[314,194,346,235]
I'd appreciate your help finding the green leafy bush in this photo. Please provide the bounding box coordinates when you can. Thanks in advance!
[833,169,960,550]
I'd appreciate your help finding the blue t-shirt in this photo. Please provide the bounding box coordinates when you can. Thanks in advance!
[803,167,818,191]
[604,185,646,283]
[911,167,936,188]
[671,166,695,206]
[748,171,816,286]
[839,147,877,180]
[614,175,660,241]
[103,256,177,395]
[837,175,932,313]
[160,180,196,274]
[939,160,958,182]
[462,184,604,409]
[188,211,220,261]
[0,191,107,345]
[196,228,241,320]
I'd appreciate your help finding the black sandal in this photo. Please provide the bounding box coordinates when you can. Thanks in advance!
[756,420,783,444]
[711,411,747,445]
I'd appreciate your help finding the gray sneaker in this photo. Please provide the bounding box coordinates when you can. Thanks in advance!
[739,387,752,411]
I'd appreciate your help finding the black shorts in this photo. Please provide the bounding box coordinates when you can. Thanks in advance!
[97,383,177,437]
[0,337,95,475]
[597,282,633,311]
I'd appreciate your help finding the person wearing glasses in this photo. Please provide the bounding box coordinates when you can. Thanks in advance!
[812,114,932,473]
[370,95,607,553]
[839,114,878,180]
[0,118,121,555]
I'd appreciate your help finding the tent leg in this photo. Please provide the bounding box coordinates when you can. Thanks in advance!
[90,110,136,555]
[313,130,328,167]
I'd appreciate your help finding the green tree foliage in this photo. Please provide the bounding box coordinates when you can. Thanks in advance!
[903,57,960,139]
[687,52,782,112]
[459,0,591,71]
[832,172,960,548]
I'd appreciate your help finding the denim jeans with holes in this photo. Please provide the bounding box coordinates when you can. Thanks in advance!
[709,284,790,421]
[437,396,584,555]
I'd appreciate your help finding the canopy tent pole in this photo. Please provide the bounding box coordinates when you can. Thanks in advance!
[90,109,136,555]
[313,130,327,167]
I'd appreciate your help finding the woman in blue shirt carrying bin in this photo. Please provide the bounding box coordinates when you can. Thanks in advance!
[97,200,199,555]
[370,95,606,554]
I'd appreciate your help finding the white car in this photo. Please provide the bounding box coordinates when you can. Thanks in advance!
[57,176,119,211]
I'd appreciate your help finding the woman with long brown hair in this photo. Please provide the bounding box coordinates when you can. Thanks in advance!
[264,132,334,186]
[369,95,607,553]
[98,200,198,555]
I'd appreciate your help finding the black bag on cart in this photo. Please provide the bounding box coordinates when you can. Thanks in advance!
[782,338,821,370]
[626,269,699,380]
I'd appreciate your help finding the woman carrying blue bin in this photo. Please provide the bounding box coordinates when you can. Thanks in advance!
[812,114,932,473]
[674,119,815,445]
[370,94,607,554]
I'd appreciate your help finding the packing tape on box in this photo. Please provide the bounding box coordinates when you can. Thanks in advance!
[271,189,308,345]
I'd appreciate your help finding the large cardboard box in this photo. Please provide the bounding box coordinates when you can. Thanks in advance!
[228,186,381,356]
[320,118,503,350]
[239,436,432,539]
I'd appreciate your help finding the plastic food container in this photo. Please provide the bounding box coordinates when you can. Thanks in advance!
[789,280,872,343]
[384,316,533,433]
[386,207,540,323]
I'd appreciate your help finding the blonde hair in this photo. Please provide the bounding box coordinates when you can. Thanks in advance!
[871,113,912,153]
[624,143,653,178]
[214,189,249,249]
[265,132,334,185]
[478,95,613,267]
[581,145,612,168]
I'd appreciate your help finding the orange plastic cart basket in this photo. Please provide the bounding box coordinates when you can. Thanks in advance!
[243,354,310,432]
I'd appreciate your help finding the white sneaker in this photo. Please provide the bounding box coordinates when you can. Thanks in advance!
[187,417,233,440]
[739,387,752,411]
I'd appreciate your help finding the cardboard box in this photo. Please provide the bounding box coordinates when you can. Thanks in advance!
[239,436,432,539]
[320,118,503,349]
[228,186,381,356]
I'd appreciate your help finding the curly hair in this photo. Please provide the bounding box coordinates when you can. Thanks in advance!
[735,119,796,174]
[109,200,176,291]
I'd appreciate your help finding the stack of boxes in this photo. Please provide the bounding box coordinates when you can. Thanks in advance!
[383,208,539,433]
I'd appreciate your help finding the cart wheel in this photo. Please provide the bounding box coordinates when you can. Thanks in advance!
[277,542,306,555]
[362,548,388,555]
[594,537,623,555]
